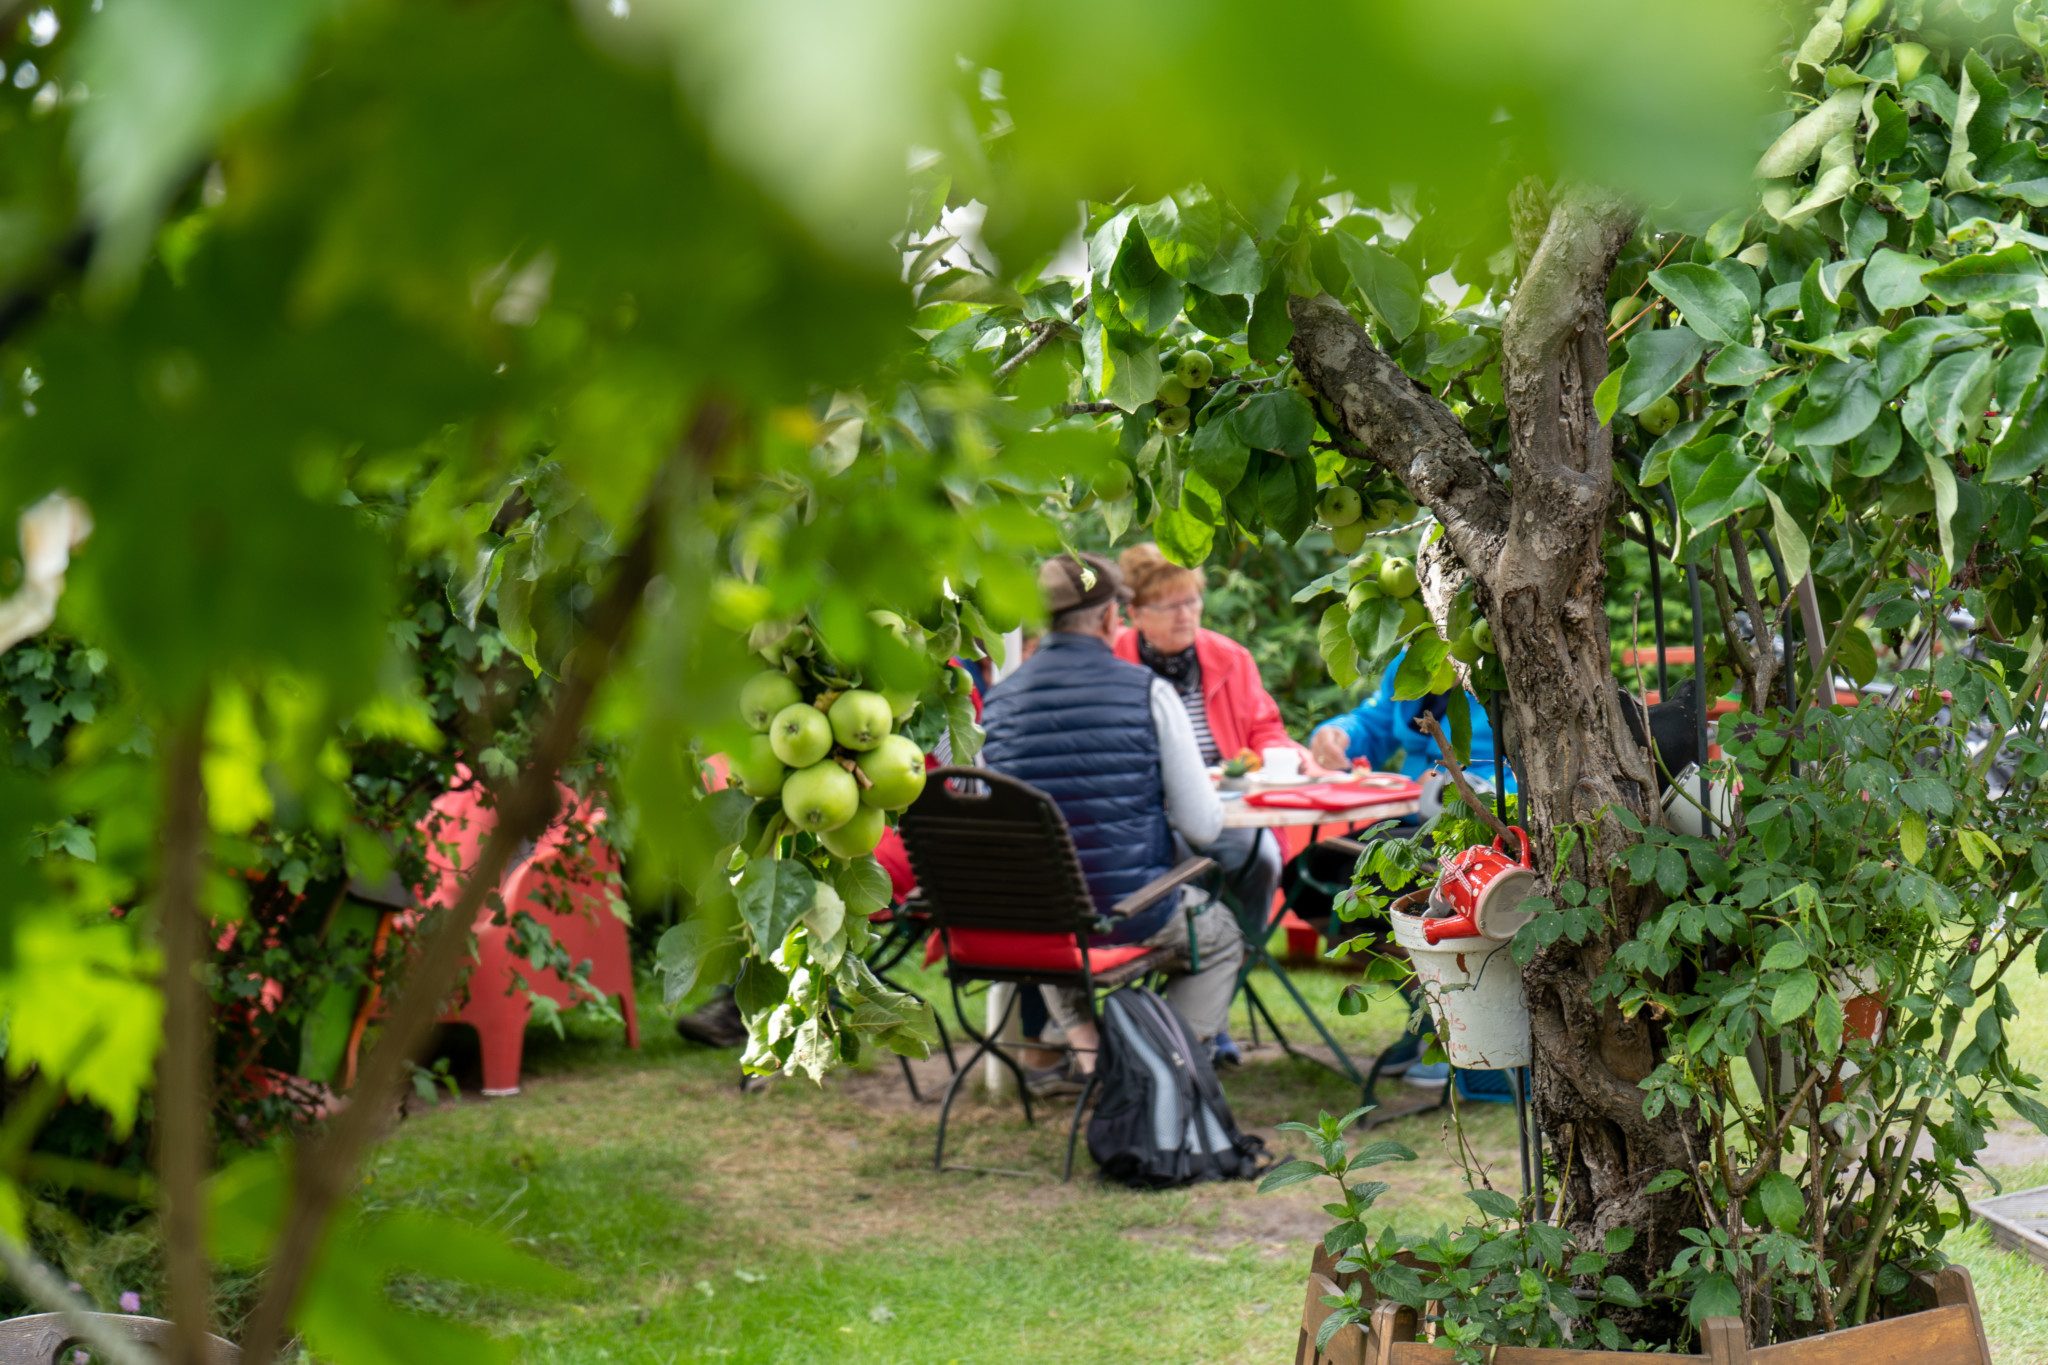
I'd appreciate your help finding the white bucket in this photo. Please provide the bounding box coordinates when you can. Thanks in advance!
[1392,908,1531,1070]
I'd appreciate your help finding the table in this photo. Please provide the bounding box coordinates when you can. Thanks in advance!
[1211,779,1423,1106]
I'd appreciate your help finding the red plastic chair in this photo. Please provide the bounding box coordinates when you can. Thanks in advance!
[345,773,639,1096]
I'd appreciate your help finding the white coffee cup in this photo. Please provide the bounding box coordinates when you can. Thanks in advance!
[1261,746,1301,780]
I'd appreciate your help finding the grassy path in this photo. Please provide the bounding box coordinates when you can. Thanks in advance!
[366,952,2048,1363]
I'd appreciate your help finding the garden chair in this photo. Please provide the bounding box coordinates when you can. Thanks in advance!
[896,766,1213,1179]
[342,772,640,1096]
[0,1312,240,1363]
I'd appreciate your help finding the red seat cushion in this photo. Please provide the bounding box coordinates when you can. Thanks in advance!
[941,928,1154,975]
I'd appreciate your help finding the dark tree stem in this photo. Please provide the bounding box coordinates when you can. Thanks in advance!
[238,400,733,1365]
[157,704,213,1365]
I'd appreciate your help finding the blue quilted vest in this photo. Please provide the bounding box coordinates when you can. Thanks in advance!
[981,632,1180,943]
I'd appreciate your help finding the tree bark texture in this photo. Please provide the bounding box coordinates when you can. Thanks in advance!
[1289,188,1701,1326]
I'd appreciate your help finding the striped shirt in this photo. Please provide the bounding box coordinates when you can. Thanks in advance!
[1175,668,1220,766]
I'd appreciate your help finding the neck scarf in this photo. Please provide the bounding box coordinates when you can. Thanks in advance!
[1138,633,1200,691]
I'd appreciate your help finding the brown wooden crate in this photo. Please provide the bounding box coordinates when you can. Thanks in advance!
[1746,1304,1984,1365]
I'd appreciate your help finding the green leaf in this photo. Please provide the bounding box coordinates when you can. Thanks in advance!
[1863,248,1937,310]
[1755,87,1862,179]
[1247,265,1293,361]
[1687,1272,1742,1325]
[1156,495,1217,567]
[1924,450,1962,568]
[1097,333,1164,414]
[1649,264,1753,346]
[2010,1091,2048,1137]
[1787,359,1878,447]
[1184,283,1249,339]
[1333,233,1421,341]
[1678,442,1764,531]
[1759,939,1808,971]
[1318,603,1360,688]
[734,857,815,953]
[1924,244,2044,305]
[1771,969,1820,1024]
[1704,345,1772,387]
[1110,226,1184,333]
[1620,326,1707,415]
[1763,487,1811,583]
[834,855,893,917]
[1922,349,1995,453]
[1754,1172,1804,1234]
[1594,367,1625,425]
[1259,453,1317,542]
[1392,633,1450,701]
[1188,413,1252,492]
[1464,1188,1521,1221]
[1654,846,1688,898]
[654,918,714,1006]
[1814,990,1845,1056]
[1235,391,1316,459]
[1258,1159,1326,1192]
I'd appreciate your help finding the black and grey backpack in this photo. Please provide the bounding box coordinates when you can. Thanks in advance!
[1086,986,1268,1188]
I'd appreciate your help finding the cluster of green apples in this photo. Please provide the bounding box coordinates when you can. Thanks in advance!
[1152,349,1218,437]
[1447,615,1497,665]
[733,667,928,859]
[1314,483,1418,554]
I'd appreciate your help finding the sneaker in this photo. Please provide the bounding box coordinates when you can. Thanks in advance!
[1403,1061,1452,1087]
[1210,1031,1242,1067]
[675,991,748,1049]
[1374,1029,1428,1077]
[1025,1059,1087,1098]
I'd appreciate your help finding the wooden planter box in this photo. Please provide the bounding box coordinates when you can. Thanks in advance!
[1975,1184,2048,1275]
[1294,1245,1993,1365]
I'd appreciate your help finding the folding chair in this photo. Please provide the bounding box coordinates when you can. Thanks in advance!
[896,767,1213,1180]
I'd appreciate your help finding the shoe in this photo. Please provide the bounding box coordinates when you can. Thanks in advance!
[1211,1031,1242,1067]
[1374,1029,1428,1077]
[675,991,748,1049]
[1403,1061,1451,1087]
[1025,1059,1087,1098]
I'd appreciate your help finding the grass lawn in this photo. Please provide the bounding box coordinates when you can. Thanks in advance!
[363,942,2048,1363]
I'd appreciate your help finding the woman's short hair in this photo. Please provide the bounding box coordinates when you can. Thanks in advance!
[1117,543,1205,608]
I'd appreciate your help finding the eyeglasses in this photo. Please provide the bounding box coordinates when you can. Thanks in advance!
[1134,596,1203,617]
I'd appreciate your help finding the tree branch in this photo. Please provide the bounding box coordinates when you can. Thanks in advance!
[157,704,213,1365]
[1414,711,1514,848]
[238,399,734,1365]
[1286,292,1510,578]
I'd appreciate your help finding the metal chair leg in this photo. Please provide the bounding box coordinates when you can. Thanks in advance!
[931,1034,996,1171]
[899,1053,924,1103]
[945,976,1034,1127]
[1062,1069,1100,1183]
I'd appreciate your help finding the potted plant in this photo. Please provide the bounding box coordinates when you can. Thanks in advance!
[1219,748,1262,791]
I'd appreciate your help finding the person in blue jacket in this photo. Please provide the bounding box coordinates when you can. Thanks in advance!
[1307,651,1516,792]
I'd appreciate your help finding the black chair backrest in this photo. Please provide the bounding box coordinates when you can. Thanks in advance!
[896,767,1098,936]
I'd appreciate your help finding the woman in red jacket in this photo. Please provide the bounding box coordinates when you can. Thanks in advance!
[1113,544,1327,1064]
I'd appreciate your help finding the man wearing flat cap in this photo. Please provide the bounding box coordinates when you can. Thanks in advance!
[978,552,1242,1093]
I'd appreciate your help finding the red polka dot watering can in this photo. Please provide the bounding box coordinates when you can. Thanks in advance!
[1424,825,1539,944]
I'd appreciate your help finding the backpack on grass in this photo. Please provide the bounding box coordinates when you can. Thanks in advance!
[1086,986,1268,1189]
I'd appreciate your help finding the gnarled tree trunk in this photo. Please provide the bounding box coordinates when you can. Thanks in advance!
[1290,187,1702,1328]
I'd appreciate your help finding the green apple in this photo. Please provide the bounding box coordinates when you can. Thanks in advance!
[783,760,860,833]
[1448,629,1482,665]
[1094,462,1134,501]
[1318,486,1363,528]
[1379,557,1420,599]
[1638,395,1681,437]
[868,610,914,646]
[1346,581,1383,611]
[1472,618,1496,653]
[1155,376,1192,408]
[1608,295,1645,332]
[768,702,833,767]
[1288,368,1316,397]
[1176,350,1214,389]
[857,734,928,810]
[883,687,920,720]
[1328,520,1368,554]
[735,733,787,797]
[1400,598,1430,633]
[1157,405,1191,436]
[828,688,894,751]
[739,669,802,732]
[1892,41,1928,85]
[821,802,887,858]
